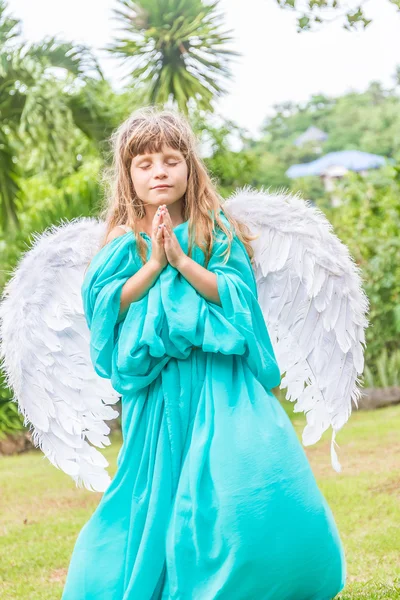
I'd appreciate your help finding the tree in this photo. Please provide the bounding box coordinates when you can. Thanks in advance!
[275,0,400,32]
[0,0,114,232]
[257,80,400,160]
[106,0,240,115]
[324,165,400,372]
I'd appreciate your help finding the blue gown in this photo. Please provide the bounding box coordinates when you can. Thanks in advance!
[62,212,346,599]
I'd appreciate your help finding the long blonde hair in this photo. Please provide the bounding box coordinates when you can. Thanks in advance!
[99,106,257,266]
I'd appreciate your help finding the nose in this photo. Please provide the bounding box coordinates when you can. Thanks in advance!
[154,162,168,177]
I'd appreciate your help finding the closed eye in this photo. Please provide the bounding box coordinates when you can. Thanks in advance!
[140,162,179,170]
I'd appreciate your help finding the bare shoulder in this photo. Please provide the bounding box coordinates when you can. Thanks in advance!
[105,225,132,245]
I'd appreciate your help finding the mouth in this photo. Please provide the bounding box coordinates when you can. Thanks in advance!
[152,185,171,190]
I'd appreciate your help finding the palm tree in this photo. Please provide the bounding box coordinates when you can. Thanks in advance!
[106,0,240,114]
[0,0,112,232]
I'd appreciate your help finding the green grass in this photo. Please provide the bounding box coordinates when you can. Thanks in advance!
[0,401,399,599]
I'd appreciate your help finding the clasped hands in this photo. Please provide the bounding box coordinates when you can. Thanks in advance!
[149,204,187,271]
[148,204,222,307]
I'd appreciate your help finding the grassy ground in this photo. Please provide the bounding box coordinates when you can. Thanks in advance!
[0,400,399,599]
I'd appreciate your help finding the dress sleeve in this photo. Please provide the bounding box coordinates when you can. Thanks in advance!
[82,227,281,395]
[205,231,282,390]
[119,228,282,392]
[81,234,138,379]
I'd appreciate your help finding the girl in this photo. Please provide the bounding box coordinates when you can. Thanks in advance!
[62,107,346,599]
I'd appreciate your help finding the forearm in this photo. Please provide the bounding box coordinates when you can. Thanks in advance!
[118,259,162,319]
[176,256,222,306]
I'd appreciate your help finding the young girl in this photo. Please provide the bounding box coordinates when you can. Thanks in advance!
[62,107,346,599]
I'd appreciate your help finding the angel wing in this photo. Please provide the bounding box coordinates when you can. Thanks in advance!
[0,217,121,492]
[224,186,369,472]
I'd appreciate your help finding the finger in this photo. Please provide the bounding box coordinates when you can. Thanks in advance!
[163,209,173,234]
[152,207,163,237]
[163,207,171,223]
[157,224,164,241]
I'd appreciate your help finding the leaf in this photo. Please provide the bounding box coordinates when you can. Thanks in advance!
[298,15,311,30]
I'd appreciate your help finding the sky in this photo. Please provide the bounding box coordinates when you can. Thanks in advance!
[9,0,400,139]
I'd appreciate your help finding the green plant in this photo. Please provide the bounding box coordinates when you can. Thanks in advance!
[106,0,240,114]
[0,372,25,439]
[322,166,400,377]
[363,347,400,388]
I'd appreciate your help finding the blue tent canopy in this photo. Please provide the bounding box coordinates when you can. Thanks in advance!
[286,150,386,179]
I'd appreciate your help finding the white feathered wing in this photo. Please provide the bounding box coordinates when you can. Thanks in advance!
[224,186,369,472]
[0,190,369,489]
[0,217,120,492]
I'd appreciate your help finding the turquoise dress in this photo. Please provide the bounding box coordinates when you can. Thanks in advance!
[62,213,346,599]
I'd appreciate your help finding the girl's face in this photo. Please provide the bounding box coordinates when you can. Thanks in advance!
[130,144,188,208]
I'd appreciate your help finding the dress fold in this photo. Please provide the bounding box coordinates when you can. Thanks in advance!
[63,211,346,600]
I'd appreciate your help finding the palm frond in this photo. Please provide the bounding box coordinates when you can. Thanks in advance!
[21,37,104,80]
[106,0,240,112]
[0,129,20,231]
[0,0,21,46]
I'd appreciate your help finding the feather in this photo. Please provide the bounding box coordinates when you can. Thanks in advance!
[0,217,120,492]
[0,187,369,489]
[224,186,369,471]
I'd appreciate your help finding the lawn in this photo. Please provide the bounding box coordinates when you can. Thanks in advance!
[0,399,399,599]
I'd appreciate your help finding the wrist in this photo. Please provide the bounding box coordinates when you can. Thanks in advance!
[175,254,191,273]
[147,258,164,275]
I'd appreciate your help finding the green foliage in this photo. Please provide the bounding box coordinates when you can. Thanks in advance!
[0,371,24,440]
[0,0,399,442]
[251,151,290,191]
[0,160,103,290]
[289,175,328,204]
[0,161,104,437]
[246,79,400,202]
[363,348,400,388]
[0,0,108,232]
[0,0,162,233]
[275,0,398,31]
[258,83,400,161]
[106,0,240,114]
[197,118,261,196]
[322,165,400,380]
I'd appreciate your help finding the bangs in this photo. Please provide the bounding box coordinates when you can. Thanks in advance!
[128,119,187,159]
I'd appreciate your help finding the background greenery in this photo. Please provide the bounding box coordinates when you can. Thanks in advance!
[0,0,399,596]
[0,0,398,424]
[0,0,399,430]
